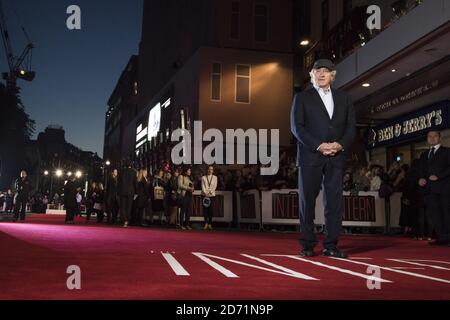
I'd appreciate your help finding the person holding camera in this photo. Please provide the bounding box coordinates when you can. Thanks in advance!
[179,167,194,230]
[202,166,218,230]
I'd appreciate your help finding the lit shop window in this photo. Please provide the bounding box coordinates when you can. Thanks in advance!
[230,1,240,40]
[254,3,268,42]
[211,62,222,101]
[235,64,251,104]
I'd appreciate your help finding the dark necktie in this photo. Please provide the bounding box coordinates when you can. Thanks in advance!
[429,147,435,160]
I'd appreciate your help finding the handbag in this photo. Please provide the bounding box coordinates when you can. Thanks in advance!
[154,186,165,200]
[202,197,211,208]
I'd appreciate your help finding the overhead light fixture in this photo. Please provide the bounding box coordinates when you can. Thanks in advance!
[76,171,82,178]
[362,83,371,88]
[67,172,72,177]
[300,40,310,46]
[56,170,63,177]
[391,69,397,73]
[44,171,49,176]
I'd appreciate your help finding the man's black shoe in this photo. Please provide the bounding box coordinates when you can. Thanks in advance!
[429,240,447,246]
[300,249,316,257]
[323,248,348,259]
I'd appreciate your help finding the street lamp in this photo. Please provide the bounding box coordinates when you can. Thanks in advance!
[56,169,63,177]
[67,172,73,177]
[44,170,49,176]
[75,171,82,179]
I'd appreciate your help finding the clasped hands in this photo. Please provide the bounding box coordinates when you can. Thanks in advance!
[418,175,439,187]
[318,142,343,157]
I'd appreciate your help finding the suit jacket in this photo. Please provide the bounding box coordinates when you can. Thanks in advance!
[15,177,31,198]
[118,167,137,197]
[419,146,450,195]
[290,87,356,168]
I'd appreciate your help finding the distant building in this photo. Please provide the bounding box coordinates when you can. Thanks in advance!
[104,55,139,168]
[109,0,295,172]
[26,125,103,194]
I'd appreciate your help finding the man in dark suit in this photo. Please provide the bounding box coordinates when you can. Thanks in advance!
[418,130,450,245]
[290,59,356,258]
[13,170,32,222]
[118,161,137,228]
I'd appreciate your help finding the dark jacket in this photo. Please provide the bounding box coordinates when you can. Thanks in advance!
[118,167,137,197]
[136,179,150,208]
[290,87,356,168]
[63,180,78,209]
[105,176,119,205]
[419,146,450,195]
[15,177,32,199]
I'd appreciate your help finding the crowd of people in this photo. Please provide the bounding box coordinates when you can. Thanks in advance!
[1,130,448,246]
[58,161,218,230]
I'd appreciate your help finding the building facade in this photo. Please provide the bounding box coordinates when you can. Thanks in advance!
[112,0,295,172]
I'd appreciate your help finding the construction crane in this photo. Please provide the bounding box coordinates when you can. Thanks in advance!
[0,0,35,91]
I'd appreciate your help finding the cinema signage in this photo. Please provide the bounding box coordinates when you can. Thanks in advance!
[135,90,173,152]
[368,101,450,149]
[371,80,440,114]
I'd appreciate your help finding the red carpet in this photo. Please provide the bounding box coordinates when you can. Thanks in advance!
[0,214,449,300]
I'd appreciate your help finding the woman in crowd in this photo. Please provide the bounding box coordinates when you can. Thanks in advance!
[167,167,181,227]
[179,167,194,230]
[370,166,383,191]
[135,169,150,226]
[152,169,166,224]
[86,182,97,222]
[202,165,218,230]
[163,170,172,225]
[93,183,105,223]
[343,172,355,192]
[354,166,371,192]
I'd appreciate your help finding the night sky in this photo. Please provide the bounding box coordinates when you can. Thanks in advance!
[0,0,143,157]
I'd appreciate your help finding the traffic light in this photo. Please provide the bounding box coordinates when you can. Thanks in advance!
[16,69,36,82]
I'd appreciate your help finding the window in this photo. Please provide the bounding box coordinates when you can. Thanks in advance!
[235,64,251,104]
[322,0,329,35]
[230,1,240,40]
[254,3,268,42]
[211,62,222,101]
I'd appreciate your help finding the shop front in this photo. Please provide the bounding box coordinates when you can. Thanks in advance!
[367,100,450,168]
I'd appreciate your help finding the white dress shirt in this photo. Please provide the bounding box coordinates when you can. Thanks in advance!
[314,85,334,119]
[430,144,441,153]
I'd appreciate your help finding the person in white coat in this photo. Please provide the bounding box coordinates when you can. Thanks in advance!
[201,166,218,230]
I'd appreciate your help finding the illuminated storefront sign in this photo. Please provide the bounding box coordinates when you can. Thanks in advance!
[368,100,450,148]
[135,92,172,151]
